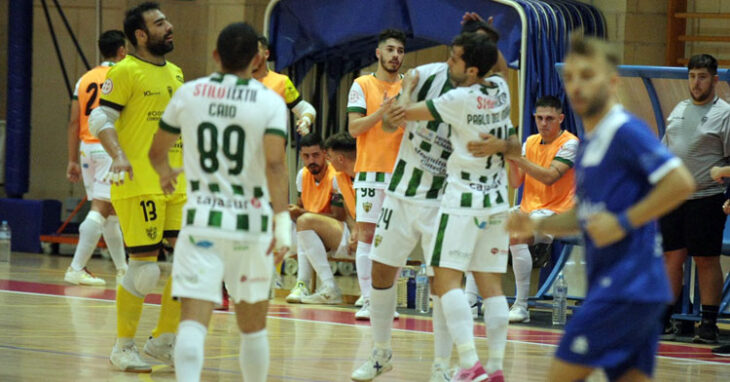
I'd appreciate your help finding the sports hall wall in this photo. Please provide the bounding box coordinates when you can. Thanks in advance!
[1,0,729,203]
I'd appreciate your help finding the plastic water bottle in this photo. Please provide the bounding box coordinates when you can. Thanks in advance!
[0,221,11,262]
[415,264,429,313]
[552,272,568,325]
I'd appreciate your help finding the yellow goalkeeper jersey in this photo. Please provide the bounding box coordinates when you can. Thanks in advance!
[99,54,186,199]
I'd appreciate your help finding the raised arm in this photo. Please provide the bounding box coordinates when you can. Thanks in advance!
[291,99,316,135]
[467,132,521,159]
[506,206,580,239]
[593,164,695,243]
[579,164,694,247]
[398,69,436,122]
[348,96,396,137]
[507,159,525,189]
[510,157,571,186]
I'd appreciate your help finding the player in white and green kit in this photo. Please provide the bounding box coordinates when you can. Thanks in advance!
[148,23,290,382]
[351,61,455,382]
[401,33,518,382]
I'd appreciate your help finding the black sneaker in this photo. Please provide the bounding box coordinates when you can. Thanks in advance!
[530,243,552,268]
[676,319,695,336]
[659,322,676,341]
[693,323,719,344]
[711,344,730,357]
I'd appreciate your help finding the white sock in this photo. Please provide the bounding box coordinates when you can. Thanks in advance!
[355,241,372,299]
[511,244,532,306]
[483,295,509,373]
[432,295,453,365]
[103,215,127,271]
[175,320,207,382]
[441,288,478,368]
[298,230,335,289]
[240,330,269,382]
[297,251,313,286]
[70,211,105,271]
[370,285,397,348]
[464,272,480,306]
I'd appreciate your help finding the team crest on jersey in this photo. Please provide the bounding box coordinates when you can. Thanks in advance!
[374,235,383,248]
[348,88,362,104]
[101,79,113,94]
[146,227,158,240]
[362,202,372,213]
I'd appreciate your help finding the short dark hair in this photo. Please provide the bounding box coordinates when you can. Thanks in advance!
[535,95,562,112]
[325,131,356,152]
[217,22,259,72]
[98,30,125,59]
[452,33,498,77]
[688,54,718,76]
[123,2,160,47]
[568,32,620,69]
[300,132,323,149]
[258,35,269,49]
[378,29,406,46]
[461,19,500,43]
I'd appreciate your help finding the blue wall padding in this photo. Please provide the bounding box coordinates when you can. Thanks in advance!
[5,0,33,197]
[0,199,61,253]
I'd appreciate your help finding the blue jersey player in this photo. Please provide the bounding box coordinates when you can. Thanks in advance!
[506,35,696,382]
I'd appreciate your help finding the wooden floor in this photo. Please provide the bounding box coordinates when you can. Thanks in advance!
[0,253,728,381]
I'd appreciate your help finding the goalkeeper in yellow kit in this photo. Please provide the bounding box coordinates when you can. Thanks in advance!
[89,2,184,372]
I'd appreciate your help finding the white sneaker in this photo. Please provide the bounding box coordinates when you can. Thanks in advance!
[110,341,151,372]
[116,267,127,285]
[300,285,343,305]
[355,299,400,320]
[143,334,175,365]
[65,267,106,286]
[351,348,393,381]
[355,295,365,307]
[286,281,310,303]
[429,362,455,382]
[508,304,530,323]
[355,299,371,320]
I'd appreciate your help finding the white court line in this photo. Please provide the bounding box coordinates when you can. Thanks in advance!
[1,289,727,366]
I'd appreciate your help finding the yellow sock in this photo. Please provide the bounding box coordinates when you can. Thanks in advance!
[151,276,181,338]
[117,284,145,338]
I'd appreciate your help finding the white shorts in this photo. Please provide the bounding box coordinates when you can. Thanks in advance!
[355,187,386,224]
[370,196,439,269]
[79,141,112,201]
[512,206,556,244]
[429,210,509,273]
[172,228,273,305]
[330,223,352,259]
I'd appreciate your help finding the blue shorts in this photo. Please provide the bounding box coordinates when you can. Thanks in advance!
[555,299,664,381]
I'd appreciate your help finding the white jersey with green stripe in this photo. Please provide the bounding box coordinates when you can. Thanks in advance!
[160,72,288,236]
[387,62,453,205]
[427,75,514,215]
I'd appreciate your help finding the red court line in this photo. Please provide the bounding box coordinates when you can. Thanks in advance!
[0,279,162,304]
[1,279,726,363]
